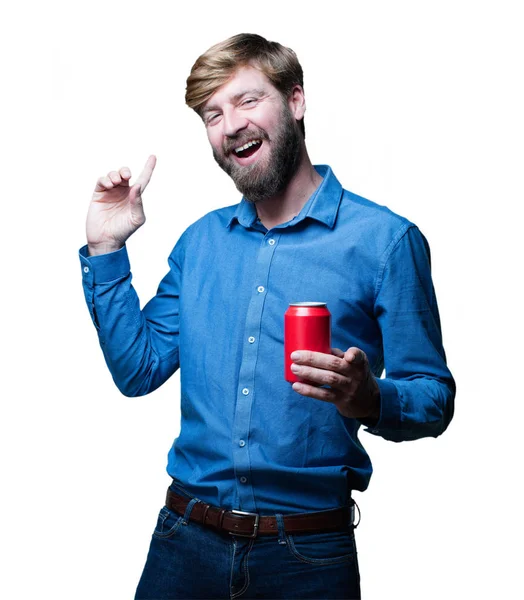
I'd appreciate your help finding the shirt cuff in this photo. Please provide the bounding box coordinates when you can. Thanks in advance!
[360,378,402,435]
[79,244,131,285]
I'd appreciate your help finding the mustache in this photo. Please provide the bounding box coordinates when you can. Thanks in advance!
[222,129,270,155]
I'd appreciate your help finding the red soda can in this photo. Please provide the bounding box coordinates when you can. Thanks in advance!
[284,302,332,383]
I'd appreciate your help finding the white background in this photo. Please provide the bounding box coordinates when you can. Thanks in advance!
[2,0,523,598]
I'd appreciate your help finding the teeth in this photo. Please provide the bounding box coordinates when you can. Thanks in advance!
[234,139,261,154]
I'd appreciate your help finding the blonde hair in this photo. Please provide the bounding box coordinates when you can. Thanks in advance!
[185,33,306,137]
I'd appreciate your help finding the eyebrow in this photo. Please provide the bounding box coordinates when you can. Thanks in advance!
[202,89,266,115]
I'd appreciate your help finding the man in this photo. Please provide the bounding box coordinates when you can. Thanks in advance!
[80,33,455,599]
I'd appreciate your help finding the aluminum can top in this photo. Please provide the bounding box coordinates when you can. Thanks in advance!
[289,302,327,307]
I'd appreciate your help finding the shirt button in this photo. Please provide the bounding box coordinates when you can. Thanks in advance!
[240,476,247,484]
[257,285,265,293]
[239,440,246,447]
[268,239,275,245]
[248,336,255,343]
[83,266,89,273]
[242,388,249,396]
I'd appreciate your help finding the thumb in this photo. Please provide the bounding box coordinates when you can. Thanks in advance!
[344,347,366,365]
[129,184,143,208]
[129,184,146,226]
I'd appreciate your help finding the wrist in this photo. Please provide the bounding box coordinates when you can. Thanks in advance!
[87,242,124,256]
[363,378,381,423]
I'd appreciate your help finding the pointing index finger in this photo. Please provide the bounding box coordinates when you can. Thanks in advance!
[134,155,157,193]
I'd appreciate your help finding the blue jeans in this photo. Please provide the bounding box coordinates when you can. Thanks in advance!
[135,483,361,599]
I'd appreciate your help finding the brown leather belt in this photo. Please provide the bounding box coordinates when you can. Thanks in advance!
[165,489,355,538]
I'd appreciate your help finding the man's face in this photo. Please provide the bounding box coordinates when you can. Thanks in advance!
[202,65,302,203]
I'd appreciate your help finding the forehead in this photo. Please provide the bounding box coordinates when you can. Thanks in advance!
[204,65,277,109]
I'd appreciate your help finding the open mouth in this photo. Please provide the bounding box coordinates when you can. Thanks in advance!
[233,139,262,160]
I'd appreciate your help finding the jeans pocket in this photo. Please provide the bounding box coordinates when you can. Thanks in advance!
[285,529,356,565]
[152,506,184,539]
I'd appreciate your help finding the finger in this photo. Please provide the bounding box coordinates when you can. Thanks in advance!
[290,363,349,389]
[344,347,367,365]
[134,154,157,192]
[94,168,129,192]
[290,350,348,374]
[108,170,123,185]
[292,381,338,404]
[331,348,344,358]
[119,167,132,183]
[95,175,115,191]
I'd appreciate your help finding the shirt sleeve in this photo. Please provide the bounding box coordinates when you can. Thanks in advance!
[362,224,455,441]
[79,236,186,397]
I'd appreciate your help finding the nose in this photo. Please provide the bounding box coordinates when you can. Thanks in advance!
[222,107,249,138]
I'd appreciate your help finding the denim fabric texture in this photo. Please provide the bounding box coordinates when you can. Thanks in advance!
[134,482,361,599]
[79,164,455,515]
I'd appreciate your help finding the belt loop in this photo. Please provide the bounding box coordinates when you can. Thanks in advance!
[202,504,210,525]
[275,513,287,545]
[218,508,226,529]
[182,497,200,525]
[352,499,361,529]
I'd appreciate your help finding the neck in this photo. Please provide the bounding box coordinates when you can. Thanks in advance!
[254,146,323,229]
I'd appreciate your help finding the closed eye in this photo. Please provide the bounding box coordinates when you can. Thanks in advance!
[206,113,221,125]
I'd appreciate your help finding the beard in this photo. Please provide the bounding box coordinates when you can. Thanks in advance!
[211,100,302,204]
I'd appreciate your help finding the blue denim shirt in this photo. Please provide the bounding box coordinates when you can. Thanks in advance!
[79,165,455,514]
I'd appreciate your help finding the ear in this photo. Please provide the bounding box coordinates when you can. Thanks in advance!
[288,84,306,121]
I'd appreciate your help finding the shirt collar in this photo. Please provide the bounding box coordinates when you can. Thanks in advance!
[226,165,343,230]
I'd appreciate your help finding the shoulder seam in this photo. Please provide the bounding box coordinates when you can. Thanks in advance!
[373,223,417,304]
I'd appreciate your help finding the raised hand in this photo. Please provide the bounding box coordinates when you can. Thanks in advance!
[86,155,157,255]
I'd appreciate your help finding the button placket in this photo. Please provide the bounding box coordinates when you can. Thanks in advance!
[232,231,281,510]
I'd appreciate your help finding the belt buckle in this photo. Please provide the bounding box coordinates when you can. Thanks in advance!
[229,509,260,538]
